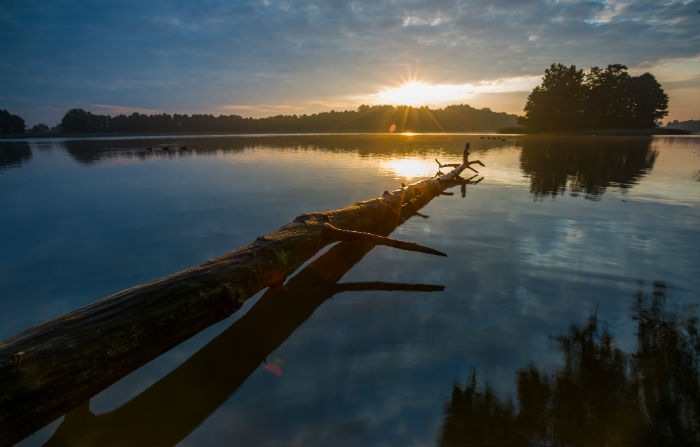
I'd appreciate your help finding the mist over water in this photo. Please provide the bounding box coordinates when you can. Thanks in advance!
[1,134,698,445]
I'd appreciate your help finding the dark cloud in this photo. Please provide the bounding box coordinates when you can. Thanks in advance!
[1,0,697,125]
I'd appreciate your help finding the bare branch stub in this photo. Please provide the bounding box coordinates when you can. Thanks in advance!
[323,223,447,257]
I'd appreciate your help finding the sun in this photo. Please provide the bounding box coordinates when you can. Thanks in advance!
[374,81,466,106]
[369,76,541,107]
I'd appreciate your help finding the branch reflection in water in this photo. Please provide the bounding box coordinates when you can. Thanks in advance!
[439,281,700,446]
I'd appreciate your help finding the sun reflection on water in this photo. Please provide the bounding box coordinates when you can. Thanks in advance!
[381,158,436,179]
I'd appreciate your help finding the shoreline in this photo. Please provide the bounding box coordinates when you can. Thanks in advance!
[1,128,696,141]
[496,127,692,136]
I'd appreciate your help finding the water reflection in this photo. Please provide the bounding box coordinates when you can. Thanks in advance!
[439,282,700,446]
[55,134,661,203]
[43,176,473,445]
[62,139,215,165]
[519,136,658,200]
[0,142,31,172]
[1,134,696,445]
[53,134,506,165]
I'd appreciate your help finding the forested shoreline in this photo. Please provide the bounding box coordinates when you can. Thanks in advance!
[1,104,518,136]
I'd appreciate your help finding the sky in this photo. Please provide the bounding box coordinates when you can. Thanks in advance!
[1,0,698,126]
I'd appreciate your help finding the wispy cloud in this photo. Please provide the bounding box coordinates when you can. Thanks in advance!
[402,13,451,27]
[222,104,307,115]
[85,103,163,116]
[307,100,354,109]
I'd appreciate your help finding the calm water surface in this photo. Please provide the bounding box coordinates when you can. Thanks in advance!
[1,134,698,445]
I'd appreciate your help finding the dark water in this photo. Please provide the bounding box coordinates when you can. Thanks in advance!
[1,134,698,445]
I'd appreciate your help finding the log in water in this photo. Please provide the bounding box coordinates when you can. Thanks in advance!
[0,159,482,445]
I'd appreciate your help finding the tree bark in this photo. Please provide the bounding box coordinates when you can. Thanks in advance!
[0,160,481,446]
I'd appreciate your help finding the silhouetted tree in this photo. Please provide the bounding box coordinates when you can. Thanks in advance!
[586,65,668,129]
[626,72,668,128]
[585,64,632,128]
[0,109,26,134]
[30,123,50,135]
[61,109,108,133]
[519,64,587,132]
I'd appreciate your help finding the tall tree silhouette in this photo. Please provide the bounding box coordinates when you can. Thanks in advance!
[0,109,25,135]
[519,64,587,132]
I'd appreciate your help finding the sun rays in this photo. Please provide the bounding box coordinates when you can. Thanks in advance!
[368,76,541,108]
[373,81,460,106]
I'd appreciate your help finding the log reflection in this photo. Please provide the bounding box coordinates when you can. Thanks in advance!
[45,176,479,446]
[439,282,700,446]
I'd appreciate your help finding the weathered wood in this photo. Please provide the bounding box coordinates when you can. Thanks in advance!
[0,160,481,445]
[45,192,449,445]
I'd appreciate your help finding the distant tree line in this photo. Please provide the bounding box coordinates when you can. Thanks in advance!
[0,109,61,136]
[665,120,700,133]
[56,104,516,134]
[519,64,669,132]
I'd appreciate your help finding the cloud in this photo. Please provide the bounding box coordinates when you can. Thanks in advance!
[307,100,355,109]
[222,104,307,116]
[0,0,697,124]
[85,103,163,116]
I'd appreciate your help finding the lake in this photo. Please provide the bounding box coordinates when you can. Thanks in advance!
[1,133,699,445]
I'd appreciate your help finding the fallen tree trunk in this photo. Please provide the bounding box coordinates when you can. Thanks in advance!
[0,159,483,445]
[45,196,449,446]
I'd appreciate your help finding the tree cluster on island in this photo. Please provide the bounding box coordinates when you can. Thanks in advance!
[518,64,669,132]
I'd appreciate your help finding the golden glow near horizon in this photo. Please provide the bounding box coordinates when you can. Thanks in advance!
[370,76,541,107]
[375,81,456,106]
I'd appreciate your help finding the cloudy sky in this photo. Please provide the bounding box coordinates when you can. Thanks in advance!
[1,0,698,126]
